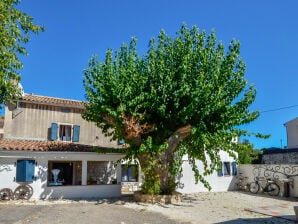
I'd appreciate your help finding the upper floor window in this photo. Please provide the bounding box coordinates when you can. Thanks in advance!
[60,125,72,141]
[50,123,80,142]
[61,108,71,113]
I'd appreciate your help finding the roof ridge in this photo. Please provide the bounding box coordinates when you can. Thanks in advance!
[23,93,85,103]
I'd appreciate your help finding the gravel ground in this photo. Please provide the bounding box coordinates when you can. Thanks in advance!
[124,192,298,224]
[0,192,297,224]
[0,199,188,224]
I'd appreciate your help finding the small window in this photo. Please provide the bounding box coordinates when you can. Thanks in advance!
[223,162,231,176]
[61,109,71,113]
[121,165,138,182]
[118,139,125,145]
[59,125,72,141]
[16,160,35,182]
[50,123,80,142]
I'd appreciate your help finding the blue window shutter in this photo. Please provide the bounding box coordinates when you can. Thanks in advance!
[16,160,26,182]
[72,125,80,142]
[50,123,58,141]
[25,160,35,182]
[217,162,223,177]
[232,161,237,176]
[16,160,35,182]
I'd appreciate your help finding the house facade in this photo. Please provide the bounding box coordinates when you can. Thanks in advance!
[284,117,298,149]
[177,152,237,193]
[0,94,127,199]
[0,93,237,199]
[261,117,298,164]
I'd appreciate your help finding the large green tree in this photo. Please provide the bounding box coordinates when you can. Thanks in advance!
[0,0,44,104]
[83,24,264,194]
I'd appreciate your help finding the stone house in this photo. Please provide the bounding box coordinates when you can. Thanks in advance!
[0,94,132,199]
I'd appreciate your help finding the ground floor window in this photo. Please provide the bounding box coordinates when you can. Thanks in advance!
[217,161,237,177]
[16,160,35,182]
[48,161,82,186]
[121,165,138,182]
[87,161,116,185]
[223,162,231,175]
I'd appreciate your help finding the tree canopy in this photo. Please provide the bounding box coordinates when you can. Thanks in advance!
[0,0,44,104]
[83,24,263,194]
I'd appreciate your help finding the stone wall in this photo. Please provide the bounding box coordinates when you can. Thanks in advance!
[121,182,140,194]
[262,152,298,164]
[237,164,298,197]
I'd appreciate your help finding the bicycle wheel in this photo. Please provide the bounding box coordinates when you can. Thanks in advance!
[249,182,260,193]
[267,183,280,196]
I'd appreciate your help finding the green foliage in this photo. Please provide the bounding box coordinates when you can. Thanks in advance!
[83,24,263,194]
[237,141,262,164]
[0,0,44,104]
[140,153,161,195]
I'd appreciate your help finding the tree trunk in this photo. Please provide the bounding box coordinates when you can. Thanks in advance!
[159,124,191,194]
[136,125,191,195]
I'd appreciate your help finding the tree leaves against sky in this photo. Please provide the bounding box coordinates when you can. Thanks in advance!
[0,0,44,104]
[83,24,266,192]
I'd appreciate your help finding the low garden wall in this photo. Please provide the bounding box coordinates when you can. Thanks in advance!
[237,164,298,197]
[133,191,182,204]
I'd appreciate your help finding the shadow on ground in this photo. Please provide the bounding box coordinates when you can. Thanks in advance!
[215,217,297,224]
[235,190,298,202]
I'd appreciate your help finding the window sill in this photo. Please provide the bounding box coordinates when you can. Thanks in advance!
[47,184,120,187]
[121,181,138,183]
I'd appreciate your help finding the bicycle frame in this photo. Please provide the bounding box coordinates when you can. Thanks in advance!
[249,177,280,196]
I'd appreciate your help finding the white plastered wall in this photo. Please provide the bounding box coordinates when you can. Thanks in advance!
[0,151,124,199]
[177,150,237,193]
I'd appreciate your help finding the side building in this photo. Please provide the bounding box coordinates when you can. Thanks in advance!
[262,117,298,164]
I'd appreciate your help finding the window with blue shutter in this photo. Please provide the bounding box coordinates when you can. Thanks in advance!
[121,165,138,182]
[223,162,231,175]
[118,139,125,145]
[232,161,237,176]
[217,162,223,177]
[72,125,80,142]
[16,160,35,182]
[50,123,58,141]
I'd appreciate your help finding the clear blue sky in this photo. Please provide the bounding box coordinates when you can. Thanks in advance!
[11,0,298,149]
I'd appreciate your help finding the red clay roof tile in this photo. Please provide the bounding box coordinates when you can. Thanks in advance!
[0,139,98,152]
[21,94,85,108]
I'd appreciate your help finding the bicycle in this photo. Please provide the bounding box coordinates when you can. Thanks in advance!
[249,177,280,196]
